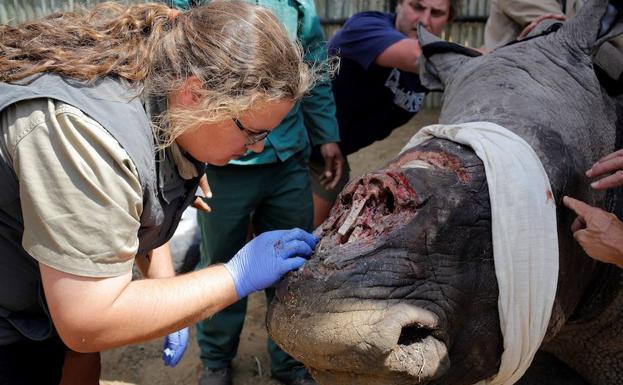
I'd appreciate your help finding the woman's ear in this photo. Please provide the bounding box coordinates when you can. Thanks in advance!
[174,76,203,107]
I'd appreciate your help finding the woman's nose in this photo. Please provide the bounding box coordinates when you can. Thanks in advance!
[247,140,265,153]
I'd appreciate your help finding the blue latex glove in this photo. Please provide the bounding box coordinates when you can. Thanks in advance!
[224,228,318,298]
[162,327,189,367]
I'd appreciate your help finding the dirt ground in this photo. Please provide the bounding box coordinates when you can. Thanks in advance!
[99,108,441,385]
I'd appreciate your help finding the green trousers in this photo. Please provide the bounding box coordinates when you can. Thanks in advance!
[195,152,313,381]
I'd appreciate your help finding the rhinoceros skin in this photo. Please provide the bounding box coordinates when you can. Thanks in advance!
[268,1,623,384]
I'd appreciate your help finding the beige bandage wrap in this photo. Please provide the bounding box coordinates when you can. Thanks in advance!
[401,122,559,385]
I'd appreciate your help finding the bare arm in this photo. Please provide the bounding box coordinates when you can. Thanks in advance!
[374,38,421,73]
[41,227,318,354]
[40,263,237,353]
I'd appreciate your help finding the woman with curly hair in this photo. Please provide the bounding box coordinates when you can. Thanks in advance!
[0,2,317,384]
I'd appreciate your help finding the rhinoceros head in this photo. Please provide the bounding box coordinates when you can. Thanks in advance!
[269,138,499,385]
[268,1,623,384]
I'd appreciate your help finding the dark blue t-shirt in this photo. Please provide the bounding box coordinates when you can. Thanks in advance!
[329,11,428,155]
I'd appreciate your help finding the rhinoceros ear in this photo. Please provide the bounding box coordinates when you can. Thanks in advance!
[417,23,482,91]
[564,0,623,50]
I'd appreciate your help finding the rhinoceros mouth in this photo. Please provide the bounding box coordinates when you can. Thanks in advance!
[268,300,450,385]
[307,331,450,385]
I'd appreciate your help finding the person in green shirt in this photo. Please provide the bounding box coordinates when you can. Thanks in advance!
[171,1,342,385]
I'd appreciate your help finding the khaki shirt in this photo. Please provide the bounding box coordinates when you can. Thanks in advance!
[1,98,142,277]
[484,0,623,81]
[484,0,565,49]
[485,0,622,49]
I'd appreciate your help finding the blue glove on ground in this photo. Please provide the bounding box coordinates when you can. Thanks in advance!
[224,228,318,298]
[162,327,189,367]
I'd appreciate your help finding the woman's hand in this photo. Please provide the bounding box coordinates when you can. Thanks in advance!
[224,228,318,298]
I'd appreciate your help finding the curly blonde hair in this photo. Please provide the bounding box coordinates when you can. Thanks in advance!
[0,1,313,145]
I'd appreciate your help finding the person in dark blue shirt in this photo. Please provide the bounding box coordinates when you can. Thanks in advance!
[311,0,454,226]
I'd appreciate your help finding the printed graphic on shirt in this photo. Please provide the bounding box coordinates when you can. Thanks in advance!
[384,68,426,113]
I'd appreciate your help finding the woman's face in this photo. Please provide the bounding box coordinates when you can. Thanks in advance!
[175,99,294,165]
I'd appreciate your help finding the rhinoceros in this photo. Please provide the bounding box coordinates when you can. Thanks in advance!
[267,1,623,384]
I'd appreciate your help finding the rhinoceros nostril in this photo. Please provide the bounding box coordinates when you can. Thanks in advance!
[384,189,395,213]
[398,324,432,346]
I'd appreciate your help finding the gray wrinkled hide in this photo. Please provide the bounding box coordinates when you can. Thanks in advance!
[419,1,623,383]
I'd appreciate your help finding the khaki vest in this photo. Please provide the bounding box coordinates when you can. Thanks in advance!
[0,74,205,343]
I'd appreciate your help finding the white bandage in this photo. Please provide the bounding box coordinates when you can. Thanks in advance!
[401,122,559,385]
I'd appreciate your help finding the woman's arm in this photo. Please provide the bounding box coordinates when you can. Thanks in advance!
[41,262,237,353]
[41,228,317,353]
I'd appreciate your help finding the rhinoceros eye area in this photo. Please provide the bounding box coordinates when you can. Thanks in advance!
[317,171,420,247]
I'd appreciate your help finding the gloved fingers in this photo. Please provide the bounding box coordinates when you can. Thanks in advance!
[163,347,175,366]
[178,327,189,345]
[168,328,190,347]
[162,328,190,367]
[281,228,319,248]
[280,256,308,273]
[280,239,314,260]
[162,345,187,367]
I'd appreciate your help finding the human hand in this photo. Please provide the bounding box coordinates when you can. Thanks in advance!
[224,228,318,298]
[518,13,566,39]
[319,143,344,190]
[162,327,189,367]
[192,174,212,212]
[586,149,623,190]
[563,196,623,268]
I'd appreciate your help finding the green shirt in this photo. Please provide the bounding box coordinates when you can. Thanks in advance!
[172,0,340,164]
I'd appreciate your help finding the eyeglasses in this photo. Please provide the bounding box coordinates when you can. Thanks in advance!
[232,118,270,147]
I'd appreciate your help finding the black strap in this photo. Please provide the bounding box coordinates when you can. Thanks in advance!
[421,41,482,59]
[503,21,563,48]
